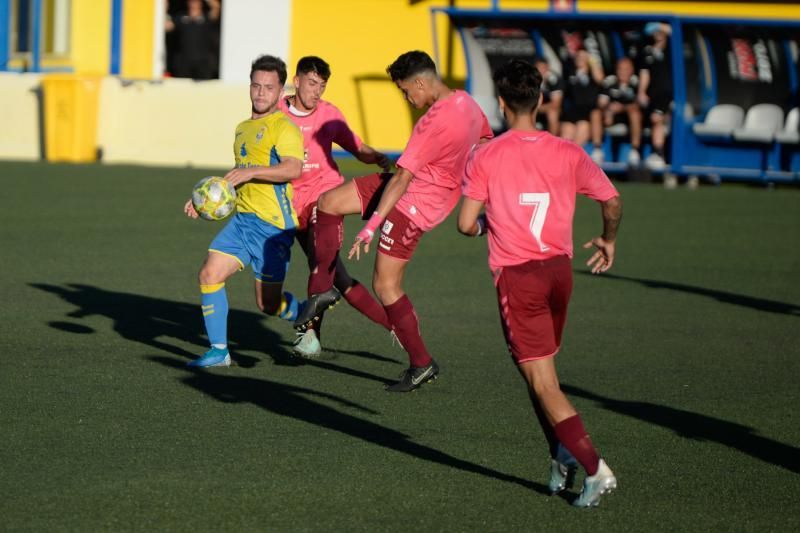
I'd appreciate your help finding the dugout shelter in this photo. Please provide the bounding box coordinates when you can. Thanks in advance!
[433,2,800,183]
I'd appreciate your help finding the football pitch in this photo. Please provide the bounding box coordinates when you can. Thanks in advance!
[1,160,798,532]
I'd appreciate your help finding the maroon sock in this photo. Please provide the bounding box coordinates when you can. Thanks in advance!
[309,210,343,294]
[554,415,600,475]
[343,281,391,330]
[384,295,432,367]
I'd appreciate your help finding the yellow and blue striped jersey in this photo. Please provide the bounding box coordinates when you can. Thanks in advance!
[233,111,304,229]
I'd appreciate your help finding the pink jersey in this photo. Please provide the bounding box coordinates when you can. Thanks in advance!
[279,98,363,214]
[395,90,492,231]
[463,130,618,270]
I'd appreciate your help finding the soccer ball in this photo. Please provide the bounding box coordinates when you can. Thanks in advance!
[191,176,236,221]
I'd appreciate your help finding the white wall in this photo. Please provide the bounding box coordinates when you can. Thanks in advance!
[97,78,249,168]
[0,73,42,161]
[219,0,293,84]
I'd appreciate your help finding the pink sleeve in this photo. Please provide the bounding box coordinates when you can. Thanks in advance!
[574,148,618,201]
[479,112,494,140]
[462,148,489,202]
[331,106,363,154]
[396,113,442,175]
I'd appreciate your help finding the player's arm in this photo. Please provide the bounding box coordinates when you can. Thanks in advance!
[348,168,413,260]
[354,144,391,172]
[223,157,302,186]
[638,68,651,106]
[583,195,623,274]
[457,198,487,237]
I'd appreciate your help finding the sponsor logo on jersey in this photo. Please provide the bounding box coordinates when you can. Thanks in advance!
[382,220,394,235]
[240,142,247,158]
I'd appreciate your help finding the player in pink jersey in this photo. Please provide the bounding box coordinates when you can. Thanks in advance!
[459,60,622,507]
[293,50,493,392]
[280,56,393,357]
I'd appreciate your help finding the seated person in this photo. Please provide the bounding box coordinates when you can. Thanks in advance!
[599,57,643,165]
[560,50,605,163]
[534,56,564,135]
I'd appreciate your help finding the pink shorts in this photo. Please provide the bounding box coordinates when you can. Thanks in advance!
[494,255,573,364]
[354,173,423,261]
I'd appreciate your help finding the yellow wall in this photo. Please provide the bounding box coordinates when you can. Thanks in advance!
[121,0,156,79]
[289,0,800,152]
[288,0,504,151]
[70,0,112,75]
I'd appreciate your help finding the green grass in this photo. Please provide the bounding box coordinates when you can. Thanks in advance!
[1,160,798,532]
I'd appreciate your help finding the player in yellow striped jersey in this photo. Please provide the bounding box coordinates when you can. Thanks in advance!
[183,55,304,367]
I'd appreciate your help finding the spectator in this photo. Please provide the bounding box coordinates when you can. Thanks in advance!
[560,50,605,163]
[534,57,564,135]
[599,57,643,166]
[638,22,672,170]
[166,0,221,80]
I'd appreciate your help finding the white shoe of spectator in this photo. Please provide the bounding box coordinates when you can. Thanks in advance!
[591,147,605,164]
[686,175,700,190]
[663,174,678,189]
[627,148,641,166]
[646,153,666,170]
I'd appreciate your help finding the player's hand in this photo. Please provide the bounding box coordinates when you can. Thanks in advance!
[223,167,254,187]
[348,237,371,261]
[583,237,615,274]
[637,93,649,107]
[375,152,392,172]
[184,198,199,219]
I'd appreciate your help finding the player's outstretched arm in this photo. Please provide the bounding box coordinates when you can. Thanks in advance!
[583,195,623,274]
[355,144,392,172]
[348,168,414,260]
[183,198,199,219]
[223,157,303,186]
[457,198,487,237]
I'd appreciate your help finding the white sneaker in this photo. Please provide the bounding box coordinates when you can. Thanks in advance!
[663,174,678,189]
[627,148,641,166]
[686,175,699,189]
[645,153,666,170]
[292,329,321,358]
[591,147,605,164]
[572,459,617,507]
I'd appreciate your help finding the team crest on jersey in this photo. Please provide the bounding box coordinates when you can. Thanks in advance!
[382,220,394,235]
[256,127,265,143]
[240,142,247,157]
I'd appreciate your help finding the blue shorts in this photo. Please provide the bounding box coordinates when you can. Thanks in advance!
[209,212,294,283]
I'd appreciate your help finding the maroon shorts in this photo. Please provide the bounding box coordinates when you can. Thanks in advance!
[354,172,423,261]
[494,255,573,364]
[296,201,316,232]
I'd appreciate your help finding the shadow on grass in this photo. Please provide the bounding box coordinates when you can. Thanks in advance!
[31,283,410,385]
[152,355,550,494]
[563,384,800,474]
[30,282,294,368]
[582,273,800,316]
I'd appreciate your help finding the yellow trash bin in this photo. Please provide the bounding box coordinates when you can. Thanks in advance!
[41,75,101,162]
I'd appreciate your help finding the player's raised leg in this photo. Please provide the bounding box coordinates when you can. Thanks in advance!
[190,251,241,367]
[294,176,387,330]
[373,251,438,392]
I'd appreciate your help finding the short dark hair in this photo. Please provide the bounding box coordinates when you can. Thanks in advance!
[296,56,331,81]
[250,55,287,85]
[493,59,543,114]
[386,50,437,82]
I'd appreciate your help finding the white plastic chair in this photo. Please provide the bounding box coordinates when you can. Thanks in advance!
[775,108,799,144]
[692,104,745,139]
[732,103,784,143]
